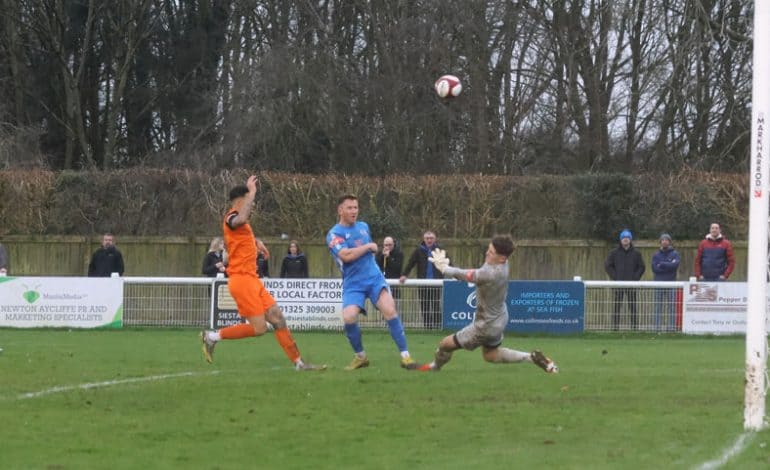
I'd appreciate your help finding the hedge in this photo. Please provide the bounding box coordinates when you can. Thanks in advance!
[0,169,747,241]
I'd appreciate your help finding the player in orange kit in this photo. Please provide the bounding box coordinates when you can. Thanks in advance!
[200,175,324,371]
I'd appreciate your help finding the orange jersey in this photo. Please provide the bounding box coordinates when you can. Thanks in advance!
[223,209,258,276]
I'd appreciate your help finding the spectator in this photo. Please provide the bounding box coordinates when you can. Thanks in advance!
[604,229,645,330]
[376,236,404,300]
[0,241,8,275]
[280,240,309,278]
[695,222,735,281]
[400,230,446,329]
[376,237,404,279]
[88,233,125,277]
[651,233,680,332]
[256,238,271,278]
[202,237,227,277]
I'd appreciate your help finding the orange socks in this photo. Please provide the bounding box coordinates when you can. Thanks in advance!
[219,323,256,339]
[217,323,300,365]
[274,328,301,363]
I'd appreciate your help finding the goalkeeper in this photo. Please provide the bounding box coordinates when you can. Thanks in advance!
[418,235,558,373]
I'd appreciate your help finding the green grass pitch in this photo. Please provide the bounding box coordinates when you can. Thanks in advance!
[0,329,768,469]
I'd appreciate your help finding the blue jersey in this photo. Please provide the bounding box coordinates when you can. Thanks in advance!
[326,221,384,289]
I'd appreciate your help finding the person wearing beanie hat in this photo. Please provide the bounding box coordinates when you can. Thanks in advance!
[651,233,680,332]
[604,228,645,330]
[619,229,633,241]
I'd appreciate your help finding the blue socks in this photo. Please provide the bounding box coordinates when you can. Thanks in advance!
[345,318,408,354]
[386,317,408,353]
[344,322,364,353]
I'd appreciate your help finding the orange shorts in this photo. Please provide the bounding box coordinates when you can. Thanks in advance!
[228,274,276,317]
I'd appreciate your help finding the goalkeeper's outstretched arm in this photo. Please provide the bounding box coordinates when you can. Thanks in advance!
[442,266,476,283]
[429,248,475,282]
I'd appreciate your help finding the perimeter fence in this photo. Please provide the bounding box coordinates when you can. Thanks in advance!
[123,277,686,333]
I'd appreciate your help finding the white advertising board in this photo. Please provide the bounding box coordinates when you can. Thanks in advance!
[683,282,770,334]
[212,278,343,330]
[0,277,123,328]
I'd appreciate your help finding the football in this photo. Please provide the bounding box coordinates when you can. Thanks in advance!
[434,74,462,98]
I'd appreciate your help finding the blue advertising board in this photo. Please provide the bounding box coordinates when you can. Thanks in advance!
[442,280,584,334]
[441,280,479,331]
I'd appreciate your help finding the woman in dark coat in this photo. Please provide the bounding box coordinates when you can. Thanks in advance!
[202,237,227,277]
[280,240,309,278]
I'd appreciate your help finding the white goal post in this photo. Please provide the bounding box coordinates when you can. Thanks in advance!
[745,1,769,431]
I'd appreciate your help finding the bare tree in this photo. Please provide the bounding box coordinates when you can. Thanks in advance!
[100,0,156,169]
[22,0,100,169]
[0,0,755,174]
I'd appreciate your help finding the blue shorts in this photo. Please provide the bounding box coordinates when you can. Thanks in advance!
[342,278,390,312]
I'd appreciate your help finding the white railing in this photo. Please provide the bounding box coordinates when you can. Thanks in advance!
[124,277,687,332]
[583,281,686,333]
[123,277,445,329]
[123,277,213,327]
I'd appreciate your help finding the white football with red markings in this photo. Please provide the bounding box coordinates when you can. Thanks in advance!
[434,75,462,98]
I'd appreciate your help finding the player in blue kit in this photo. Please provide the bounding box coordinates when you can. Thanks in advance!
[327,194,418,370]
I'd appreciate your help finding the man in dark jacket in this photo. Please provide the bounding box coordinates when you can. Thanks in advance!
[651,233,680,331]
[256,238,271,278]
[694,223,735,281]
[400,231,446,329]
[604,229,645,330]
[376,237,403,279]
[0,241,8,275]
[88,233,125,277]
[376,237,404,299]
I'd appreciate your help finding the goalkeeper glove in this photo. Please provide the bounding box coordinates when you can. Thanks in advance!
[428,248,450,273]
